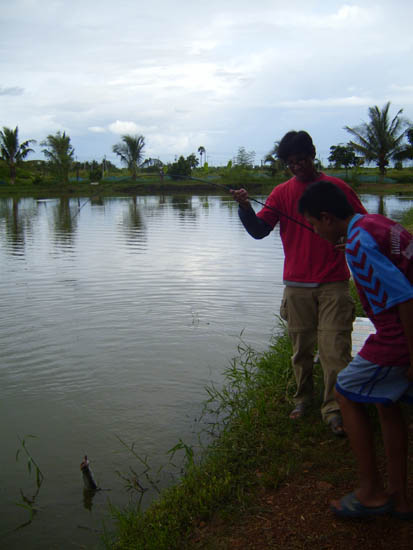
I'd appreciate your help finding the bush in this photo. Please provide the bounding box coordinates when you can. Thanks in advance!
[88,161,102,183]
[32,175,44,185]
[167,156,192,181]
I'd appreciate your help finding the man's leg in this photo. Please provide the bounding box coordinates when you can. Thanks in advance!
[332,391,388,508]
[289,328,317,415]
[281,286,317,417]
[318,329,352,423]
[377,403,411,514]
[317,282,354,424]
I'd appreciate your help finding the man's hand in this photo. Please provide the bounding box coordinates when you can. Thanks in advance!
[230,188,251,210]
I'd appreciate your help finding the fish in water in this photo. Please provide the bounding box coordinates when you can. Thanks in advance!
[80,455,99,491]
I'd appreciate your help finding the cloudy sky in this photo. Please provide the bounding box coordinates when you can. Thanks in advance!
[1,0,413,166]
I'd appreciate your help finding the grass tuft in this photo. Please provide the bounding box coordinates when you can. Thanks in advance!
[103,325,345,550]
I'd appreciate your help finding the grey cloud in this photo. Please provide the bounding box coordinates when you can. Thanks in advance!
[0,86,24,96]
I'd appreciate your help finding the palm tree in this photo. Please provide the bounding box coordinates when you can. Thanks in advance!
[393,126,413,165]
[344,102,410,175]
[0,126,36,184]
[112,135,145,180]
[41,131,75,183]
[198,146,206,167]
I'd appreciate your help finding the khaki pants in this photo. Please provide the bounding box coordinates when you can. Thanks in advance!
[280,281,355,423]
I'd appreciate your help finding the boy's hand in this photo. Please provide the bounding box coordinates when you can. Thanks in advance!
[334,236,347,252]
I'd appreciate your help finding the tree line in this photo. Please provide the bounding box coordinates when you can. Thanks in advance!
[1,102,412,185]
[264,102,413,178]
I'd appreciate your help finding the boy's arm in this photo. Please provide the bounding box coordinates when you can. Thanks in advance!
[397,298,413,380]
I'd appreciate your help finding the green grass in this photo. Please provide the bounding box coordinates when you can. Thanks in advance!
[349,279,365,317]
[103,327,346,550]
[401,207,413,233]
[102,282,365,550]
[104,304,413,550]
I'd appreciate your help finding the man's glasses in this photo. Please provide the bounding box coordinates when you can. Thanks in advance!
[286,156,310,168]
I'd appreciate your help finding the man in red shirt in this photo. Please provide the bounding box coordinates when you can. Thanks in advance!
[231,131,367,435]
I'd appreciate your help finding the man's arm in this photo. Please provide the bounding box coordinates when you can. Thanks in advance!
[231,188,272,239]
[398,298,413,380]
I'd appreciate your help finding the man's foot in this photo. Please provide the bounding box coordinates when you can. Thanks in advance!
[327,414,346,437]
[289,403,307,420]
[330,491,392,518]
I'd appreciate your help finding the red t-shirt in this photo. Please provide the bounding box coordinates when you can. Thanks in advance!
[257,173,367,283]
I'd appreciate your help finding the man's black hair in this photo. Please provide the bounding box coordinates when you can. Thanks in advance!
[277,130,316,162]
[298,181,355,220]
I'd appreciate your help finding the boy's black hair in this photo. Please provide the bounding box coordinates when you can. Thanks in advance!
[298,181,355,220]
[277,130,316,162]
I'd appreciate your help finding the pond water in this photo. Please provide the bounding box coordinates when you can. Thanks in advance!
[1,191,412,549]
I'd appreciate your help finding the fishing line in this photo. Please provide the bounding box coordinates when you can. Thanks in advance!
[71,197,90,221]
[178,175,314,233]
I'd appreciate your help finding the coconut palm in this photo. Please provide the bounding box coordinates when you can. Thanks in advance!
[393,127,413,165]
[112,135,145,180]
[0,126,36,184]
[198,146,206,167]
[41,131,75,183]
[344,102,410,175]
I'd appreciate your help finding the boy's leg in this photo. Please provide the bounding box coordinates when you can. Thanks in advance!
[377,403,410,514]
[332,390,388,508]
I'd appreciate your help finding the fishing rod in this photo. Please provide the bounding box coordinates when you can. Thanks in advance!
[178,175,314,233]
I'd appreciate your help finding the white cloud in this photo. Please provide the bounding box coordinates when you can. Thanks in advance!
[88,126,106,133]
[1,0,412,163]
[188,40,219,55]
[108,121,141,135]
[278,96,377,109]
[295,4,372,29]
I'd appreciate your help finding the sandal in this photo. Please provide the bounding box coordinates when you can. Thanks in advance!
[328,414,346,437]
[289,403,307,420]
[331,492,392,518]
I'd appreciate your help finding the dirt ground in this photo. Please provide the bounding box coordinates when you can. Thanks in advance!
[190,422,413,550]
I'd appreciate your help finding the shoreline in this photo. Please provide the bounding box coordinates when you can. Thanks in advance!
[2,179,413,200]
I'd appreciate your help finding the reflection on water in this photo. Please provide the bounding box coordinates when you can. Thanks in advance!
[0,193,285,550]
[0,191,412,549]
[0,198,38,255]
[121,197,147,250]
[359,192,413,220]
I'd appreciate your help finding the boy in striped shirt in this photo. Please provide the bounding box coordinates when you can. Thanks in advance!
[298,180,413,520]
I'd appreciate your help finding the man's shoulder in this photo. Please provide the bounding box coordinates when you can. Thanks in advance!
[272,176,295,189]
[320,173,350,188]
[267,177,295,198]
